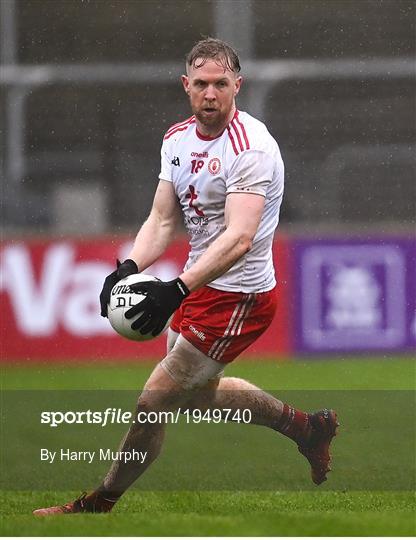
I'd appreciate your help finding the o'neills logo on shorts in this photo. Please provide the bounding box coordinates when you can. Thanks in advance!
[191,151,208,158]
[189,324,206,341]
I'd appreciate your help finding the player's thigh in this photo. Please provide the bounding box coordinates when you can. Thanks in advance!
[140,335,223,413]
[167,328,179,354]
[160,334,224,391]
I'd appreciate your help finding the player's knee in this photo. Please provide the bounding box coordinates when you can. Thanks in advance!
[137,388,178,414]
[218,376,250,391]
[132,396,170,428]
[184,378,220,410]
[136,395,153,414]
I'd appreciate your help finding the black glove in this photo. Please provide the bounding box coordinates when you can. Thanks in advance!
[125,278,190,336]
[99,259,138,317]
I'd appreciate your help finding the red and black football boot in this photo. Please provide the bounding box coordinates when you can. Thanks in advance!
[297,408,339,485]
[33,491,115,515]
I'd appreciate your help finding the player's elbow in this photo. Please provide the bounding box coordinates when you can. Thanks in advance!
[237,234,253,254]
[226,226,255,255]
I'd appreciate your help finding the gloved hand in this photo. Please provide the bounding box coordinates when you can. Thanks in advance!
[125,278,190,336]
[99,259,138,317]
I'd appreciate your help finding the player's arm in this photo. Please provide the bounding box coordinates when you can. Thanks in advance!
[125,149,275,335]
[125,192,265,336]
[127,179,182,270]
[99,179,181,317]
[179,192,265,291]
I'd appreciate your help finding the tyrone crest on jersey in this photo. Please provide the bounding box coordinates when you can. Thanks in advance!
[208,158,221,175]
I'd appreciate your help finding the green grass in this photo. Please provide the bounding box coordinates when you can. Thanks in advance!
[1,357,415,536]
[2,356,414,390]
[1,490,415,536]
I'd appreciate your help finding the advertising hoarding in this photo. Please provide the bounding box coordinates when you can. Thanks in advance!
[0,237,291,361]
[294,238,415,354]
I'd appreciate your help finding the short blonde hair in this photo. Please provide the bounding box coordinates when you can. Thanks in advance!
[186,37,241,73]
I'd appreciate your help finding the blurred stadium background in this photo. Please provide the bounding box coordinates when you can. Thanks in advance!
[1,0,415,230]
[1,0,415,361]
[0,2,415,535]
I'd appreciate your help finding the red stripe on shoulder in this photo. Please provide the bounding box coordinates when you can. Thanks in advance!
[164,118,195,140]
[166,115,194,132]
[227,126,239,156]
[165,116,194,137]
[230,120,245,152]
[235,113,250,150]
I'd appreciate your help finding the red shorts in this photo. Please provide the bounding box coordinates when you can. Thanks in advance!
[170,285,277,364]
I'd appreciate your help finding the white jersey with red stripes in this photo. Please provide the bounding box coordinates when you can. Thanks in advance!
[159,109,284,293]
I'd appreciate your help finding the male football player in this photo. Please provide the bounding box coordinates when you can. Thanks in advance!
[34,38,338,515]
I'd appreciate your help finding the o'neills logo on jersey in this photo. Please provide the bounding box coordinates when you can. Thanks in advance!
[208,157,221,175]
[191,151,208,158]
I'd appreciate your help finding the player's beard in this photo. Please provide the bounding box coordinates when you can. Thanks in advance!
[193,105,230,134]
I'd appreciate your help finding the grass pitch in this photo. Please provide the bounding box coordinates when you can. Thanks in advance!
[1,356,415,536]
[2,490,414,536]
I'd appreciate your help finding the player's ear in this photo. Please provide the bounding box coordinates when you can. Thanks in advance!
[234,76,243,97]
[181,75,190,96]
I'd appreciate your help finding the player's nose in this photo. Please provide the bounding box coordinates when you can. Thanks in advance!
[204,84,217,100]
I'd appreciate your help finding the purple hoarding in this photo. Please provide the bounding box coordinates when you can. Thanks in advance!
[294,238,416,354]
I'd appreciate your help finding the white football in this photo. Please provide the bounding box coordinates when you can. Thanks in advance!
[108,273,172,342]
